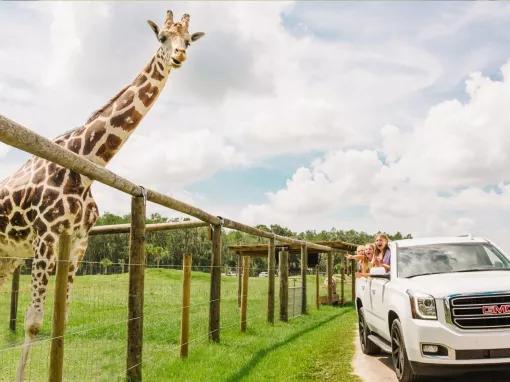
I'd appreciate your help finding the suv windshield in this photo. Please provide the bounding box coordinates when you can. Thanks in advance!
[397,243,510,278]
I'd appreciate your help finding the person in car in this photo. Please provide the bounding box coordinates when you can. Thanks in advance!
[374,233,391,272]
[346,245,366,272]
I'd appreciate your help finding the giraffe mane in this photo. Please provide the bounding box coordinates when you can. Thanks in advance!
[85,84,130,124]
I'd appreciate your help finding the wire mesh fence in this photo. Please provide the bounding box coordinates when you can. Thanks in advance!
[0,255,312,381]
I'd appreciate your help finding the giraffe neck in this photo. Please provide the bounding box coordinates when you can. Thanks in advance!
[57,48,172,166]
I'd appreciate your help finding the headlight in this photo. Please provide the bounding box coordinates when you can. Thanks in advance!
[407,290,437,320]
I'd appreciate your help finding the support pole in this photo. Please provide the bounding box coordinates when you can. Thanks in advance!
[327,252,333,305]
[49,233,71,382]
[351,258,356,303]
[240,256,250,332]
[315,264,320,310]
[279,250,289,322]
[340,254,345,305]
[267,237,275,324]
[9,265,20,331]
[237,254,242,308]
[180,254,192,358]
[126,196,146,382]
[209,224,222,342]
[301,244,307,315]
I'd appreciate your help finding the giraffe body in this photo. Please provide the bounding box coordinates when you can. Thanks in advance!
[0,10,204,380]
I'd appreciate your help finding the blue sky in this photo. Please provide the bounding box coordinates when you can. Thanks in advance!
[2,2,510,250]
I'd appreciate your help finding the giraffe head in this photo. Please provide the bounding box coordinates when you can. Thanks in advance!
[147,10,205,69]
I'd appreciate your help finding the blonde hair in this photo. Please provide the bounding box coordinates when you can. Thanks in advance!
[374,233,390,259]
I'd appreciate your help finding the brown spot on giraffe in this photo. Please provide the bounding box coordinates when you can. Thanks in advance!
[83,120,107,155]
[0,216,8,232]
[31,167,46,184]
[39,189,60,212]
[115,90,135,111]
[63,172,83,195]
[12,189,25,205]
[67,138,82,154]
[138,82,160,107]
[96,134,123,162]
[11,211,27,227]
[151,67,165,81]
[7,227,30,242]
[43,199,64,222]
[33,218,47,235]
[110,106,143,132]
[26,209,37,223]
[48,168,67,188]
[134,74,147,87]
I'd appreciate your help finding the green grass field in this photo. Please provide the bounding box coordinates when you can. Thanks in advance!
[0,268,359,381]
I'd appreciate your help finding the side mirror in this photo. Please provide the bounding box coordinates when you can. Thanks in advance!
[370,267,390,279]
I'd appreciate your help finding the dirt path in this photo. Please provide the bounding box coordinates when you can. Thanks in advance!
[352,331,509,382]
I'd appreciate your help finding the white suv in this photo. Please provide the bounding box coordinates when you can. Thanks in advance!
[356,236,510,381]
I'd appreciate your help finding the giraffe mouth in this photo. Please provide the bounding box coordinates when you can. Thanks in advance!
[171,58,182,68]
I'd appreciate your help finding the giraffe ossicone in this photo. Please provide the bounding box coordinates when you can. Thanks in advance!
[0,9,204,381]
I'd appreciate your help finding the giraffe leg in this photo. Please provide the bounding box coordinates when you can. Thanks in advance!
[16,238,56,382]
[64,236,89,324]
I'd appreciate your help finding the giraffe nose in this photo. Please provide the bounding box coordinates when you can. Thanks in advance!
[174,48,185,55]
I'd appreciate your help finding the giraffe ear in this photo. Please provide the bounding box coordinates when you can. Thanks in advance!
[147,20,159,38]
[191,32,205,42]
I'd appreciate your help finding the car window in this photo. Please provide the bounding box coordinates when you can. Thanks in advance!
[397,243,510,278]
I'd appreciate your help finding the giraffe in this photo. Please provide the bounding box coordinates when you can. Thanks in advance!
[0,10,204,380]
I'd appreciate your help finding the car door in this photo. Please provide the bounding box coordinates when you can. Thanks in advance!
[369,277,390,337]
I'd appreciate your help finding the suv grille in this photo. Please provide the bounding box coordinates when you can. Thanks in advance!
[450,293,510,329]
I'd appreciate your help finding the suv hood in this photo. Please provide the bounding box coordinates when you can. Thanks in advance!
[401,271,510,298]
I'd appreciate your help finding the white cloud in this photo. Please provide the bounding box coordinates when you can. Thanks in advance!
[241,62,510,251]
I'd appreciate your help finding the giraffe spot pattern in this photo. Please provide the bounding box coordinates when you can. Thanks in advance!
[138,82,160,108]
[110,106,143,132]
[134,74,147,87]
[115,90,135,111]
[67,138,82,154]
[83,120,106,155]
[11,211,27,227]
[151,67,164,81]
[96,134,123,163]
[63,172,83,195]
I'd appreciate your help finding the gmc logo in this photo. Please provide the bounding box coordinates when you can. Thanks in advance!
[482,305,510,315]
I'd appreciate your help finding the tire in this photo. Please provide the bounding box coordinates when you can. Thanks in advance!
[391,319,420,382]
[358,307,379,355]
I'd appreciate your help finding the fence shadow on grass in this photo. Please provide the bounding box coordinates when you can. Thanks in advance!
[225,307,353,382]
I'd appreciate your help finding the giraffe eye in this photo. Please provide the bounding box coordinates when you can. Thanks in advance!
[185,41,190,48]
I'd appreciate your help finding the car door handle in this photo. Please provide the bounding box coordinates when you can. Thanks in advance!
[371,289,376,294]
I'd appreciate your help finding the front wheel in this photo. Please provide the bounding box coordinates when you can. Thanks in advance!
[358,307,379,355]
[391,319,420,382]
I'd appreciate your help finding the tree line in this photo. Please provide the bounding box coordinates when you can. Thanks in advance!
[78,212,411,276]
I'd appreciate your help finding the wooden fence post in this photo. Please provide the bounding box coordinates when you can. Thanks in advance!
[351,258,356,303]
[327,252,333,304]
[340,254,345,305]
[237,254,242,308]
[9,265,20,331]
[315,264,320,310]
[267,237,275,324]
[279,250,289,322]
[209,224,222,342]
[301,244,307,315]
[126,196,146,382]
[240,256,250,332]
[180,254,192,358]
[49,233,71,382]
